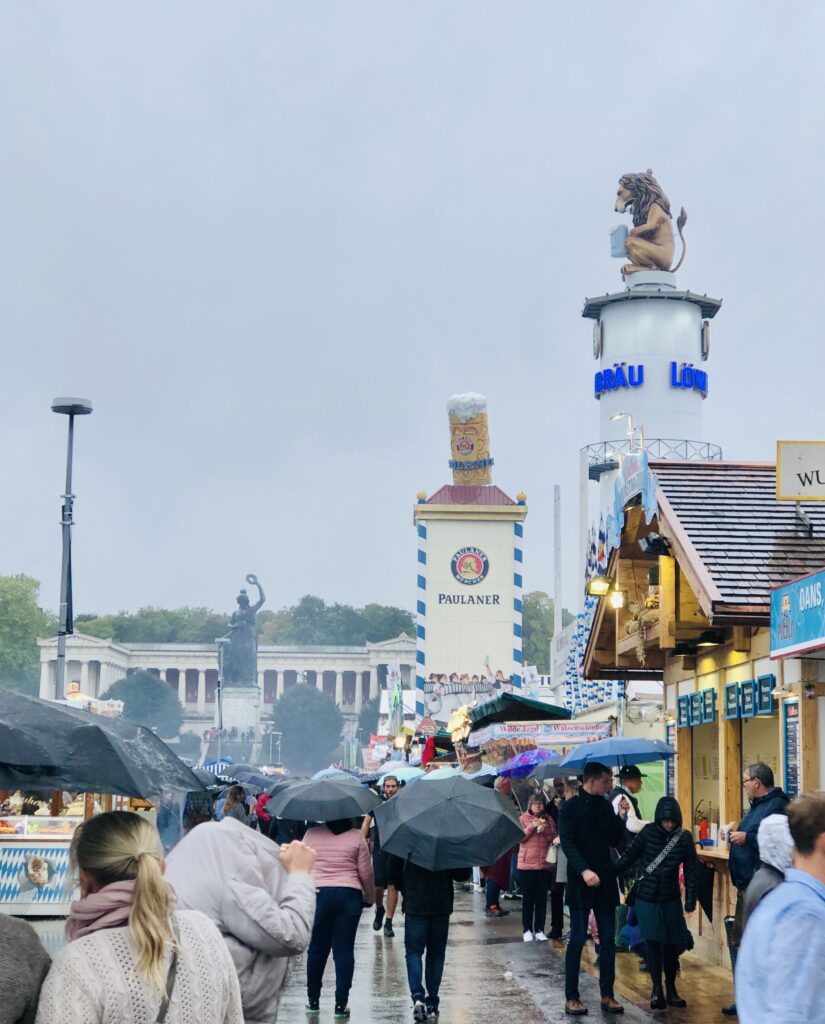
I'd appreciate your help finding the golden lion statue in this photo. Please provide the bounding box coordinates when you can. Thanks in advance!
[614,170,687,278]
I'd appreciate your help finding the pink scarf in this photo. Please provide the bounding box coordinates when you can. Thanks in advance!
[65,880,176,941]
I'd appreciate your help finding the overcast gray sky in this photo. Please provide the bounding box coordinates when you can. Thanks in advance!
[2,3,823,620]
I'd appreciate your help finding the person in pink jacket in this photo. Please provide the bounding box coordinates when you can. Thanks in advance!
[303,819,375,1019]
[518,795,558,942]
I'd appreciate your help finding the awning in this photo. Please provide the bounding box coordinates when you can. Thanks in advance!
[468,692,570,729]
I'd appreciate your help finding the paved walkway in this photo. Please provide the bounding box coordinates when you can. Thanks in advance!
[30,889,736,1023]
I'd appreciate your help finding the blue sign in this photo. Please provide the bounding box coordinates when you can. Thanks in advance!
[689,692,703,727]
[594,363,644,398]
[740,680,757,719]
[670,362,708,398]
[702,688,717,724]
[757,675,776,715]
[771,568,825,658]
[677,695,690,729]
[725,682,740,720]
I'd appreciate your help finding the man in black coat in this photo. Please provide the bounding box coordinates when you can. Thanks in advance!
[558,761,628,1016]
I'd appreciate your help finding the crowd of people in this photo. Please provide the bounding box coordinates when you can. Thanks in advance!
[2,759,825,1022]
[202,726,256,744]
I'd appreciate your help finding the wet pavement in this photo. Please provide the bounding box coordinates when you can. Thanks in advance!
[30,889,727,1022]
[278,889,651,1024]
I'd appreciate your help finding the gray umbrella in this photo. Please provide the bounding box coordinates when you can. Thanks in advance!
[373,775,522,871]
[0,689,203,798]
[266,777,379,822]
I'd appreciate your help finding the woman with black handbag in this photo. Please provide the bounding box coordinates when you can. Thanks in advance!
[614,796,697,1010]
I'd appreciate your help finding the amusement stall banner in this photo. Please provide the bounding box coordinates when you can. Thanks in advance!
[467,720,613,748]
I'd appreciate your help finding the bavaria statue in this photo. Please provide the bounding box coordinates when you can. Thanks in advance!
[613,169,687,279]
[219,574,266,688]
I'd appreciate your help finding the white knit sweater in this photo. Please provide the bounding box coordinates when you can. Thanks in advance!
[34,910,243,1024]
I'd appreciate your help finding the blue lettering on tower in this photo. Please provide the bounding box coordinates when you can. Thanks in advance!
[670,362,708,398]
[594,363,645,399]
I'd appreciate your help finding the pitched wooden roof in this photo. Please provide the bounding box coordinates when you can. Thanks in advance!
[654,461,825,622]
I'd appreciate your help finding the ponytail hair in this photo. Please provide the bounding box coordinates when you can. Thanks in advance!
[71,811,173,989]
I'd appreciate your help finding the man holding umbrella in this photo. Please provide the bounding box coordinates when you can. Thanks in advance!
[558,761,628,1016]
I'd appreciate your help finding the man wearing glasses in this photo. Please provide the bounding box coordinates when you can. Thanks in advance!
[722,762,790,1016]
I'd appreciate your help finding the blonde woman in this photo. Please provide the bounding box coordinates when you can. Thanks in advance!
[35,811,243,1024]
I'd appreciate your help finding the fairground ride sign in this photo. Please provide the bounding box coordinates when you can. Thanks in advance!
[777,441,825,501]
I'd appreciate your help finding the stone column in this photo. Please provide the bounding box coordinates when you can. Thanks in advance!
[355,672,364,713]
[80,662,89,694]
[258,671,265,695]
[316,670,324,692]
[369,667,378,700]
[159,669,167,683]
[40,660,51,699]
[178,670,187,706]
[275,670,284,699]
[197,670,207,713]
[335,671,344,707]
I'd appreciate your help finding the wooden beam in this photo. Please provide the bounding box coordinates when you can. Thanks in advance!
[732,627,751,653]
[659,555,676,650]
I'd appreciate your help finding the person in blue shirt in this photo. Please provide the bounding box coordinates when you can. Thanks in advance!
[736,792,825,1024]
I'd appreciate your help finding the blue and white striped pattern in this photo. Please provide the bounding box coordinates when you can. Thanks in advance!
[415,522,427,721]
[0,844,72,904]
[512,521,523,688]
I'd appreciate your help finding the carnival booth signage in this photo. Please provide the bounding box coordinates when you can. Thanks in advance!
[771,568,825,658]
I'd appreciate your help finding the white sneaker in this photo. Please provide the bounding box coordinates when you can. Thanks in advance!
[534,931,547,942]
[523,931,534,942]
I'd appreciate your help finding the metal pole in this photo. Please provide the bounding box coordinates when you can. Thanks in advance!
[553,484,563,639]
[55,415,75,701]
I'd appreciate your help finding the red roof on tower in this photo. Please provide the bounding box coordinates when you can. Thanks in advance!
[425,485,518,506]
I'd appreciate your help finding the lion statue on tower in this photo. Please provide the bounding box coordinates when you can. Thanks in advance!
[614,169,687,279]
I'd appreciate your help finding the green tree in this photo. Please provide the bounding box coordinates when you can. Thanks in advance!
[357,696,380,738]
[361,603,414,642]
[269,683,344,773]
[79,607,229,643]
[257,596,414,646]
[521,591,575,674]
[0,575,53,694]
[100,672,183,738]
[172,731,203,761]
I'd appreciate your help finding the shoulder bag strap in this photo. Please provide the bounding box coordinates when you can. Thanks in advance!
[155,919,181,1024]
[642,828,685,878]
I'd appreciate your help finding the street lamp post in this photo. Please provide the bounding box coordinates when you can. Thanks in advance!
[51,397,93,701]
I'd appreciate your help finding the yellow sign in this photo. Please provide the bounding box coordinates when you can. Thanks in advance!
[777,441,825,501]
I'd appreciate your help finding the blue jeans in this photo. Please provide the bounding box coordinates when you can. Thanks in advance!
[485,878,502,909]
[405,913,450,1012]
[306,887,363,1003]
[565,902,616,1001]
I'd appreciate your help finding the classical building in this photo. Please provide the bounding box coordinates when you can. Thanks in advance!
[37,632,416,734]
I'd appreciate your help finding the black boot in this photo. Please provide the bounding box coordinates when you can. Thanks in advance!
[650,988,666,1010]
[722,915,738,1016]
[665,983,686,1008]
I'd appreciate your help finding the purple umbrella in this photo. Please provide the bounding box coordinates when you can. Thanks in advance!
[498,749,560,778]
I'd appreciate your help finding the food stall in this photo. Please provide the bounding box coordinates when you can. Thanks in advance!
[0,810,82,915]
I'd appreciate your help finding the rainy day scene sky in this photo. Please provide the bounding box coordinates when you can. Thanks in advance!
[2,3,822,618]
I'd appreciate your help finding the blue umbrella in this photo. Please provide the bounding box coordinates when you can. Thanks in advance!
[311,768,351,780]
[499,749,559,778]
[559,737,676,773]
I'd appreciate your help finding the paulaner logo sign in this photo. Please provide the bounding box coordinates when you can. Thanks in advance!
[451,547,489,585]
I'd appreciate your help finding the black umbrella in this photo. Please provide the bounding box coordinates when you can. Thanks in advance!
[373,775,523,871]
[527,760,567,782]
[233,769,285,793]
[0,689,203,798]
[266,777,380,822]
[191,769,224,789]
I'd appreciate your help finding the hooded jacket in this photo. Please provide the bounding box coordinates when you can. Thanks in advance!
[613,797,697,911]
[729,787,791,890]
[166,817,315,1024]
[742,813,793,930]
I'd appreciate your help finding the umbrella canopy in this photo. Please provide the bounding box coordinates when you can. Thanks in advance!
[0,689,203,798]
[374,775,523,871]
[191,768,225,789]
[378,764,424,784]
[233,769,286,792]
[559,737,676,773]
[499,749,559,779]
[527,760,567,782]
[311,768,351,780]
[266,777,380,822]
[421,766,462,781]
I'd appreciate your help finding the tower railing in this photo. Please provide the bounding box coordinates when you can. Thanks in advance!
[582,438,723,480]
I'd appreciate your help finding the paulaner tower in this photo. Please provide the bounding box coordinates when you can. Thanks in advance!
[413,394,527,730]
